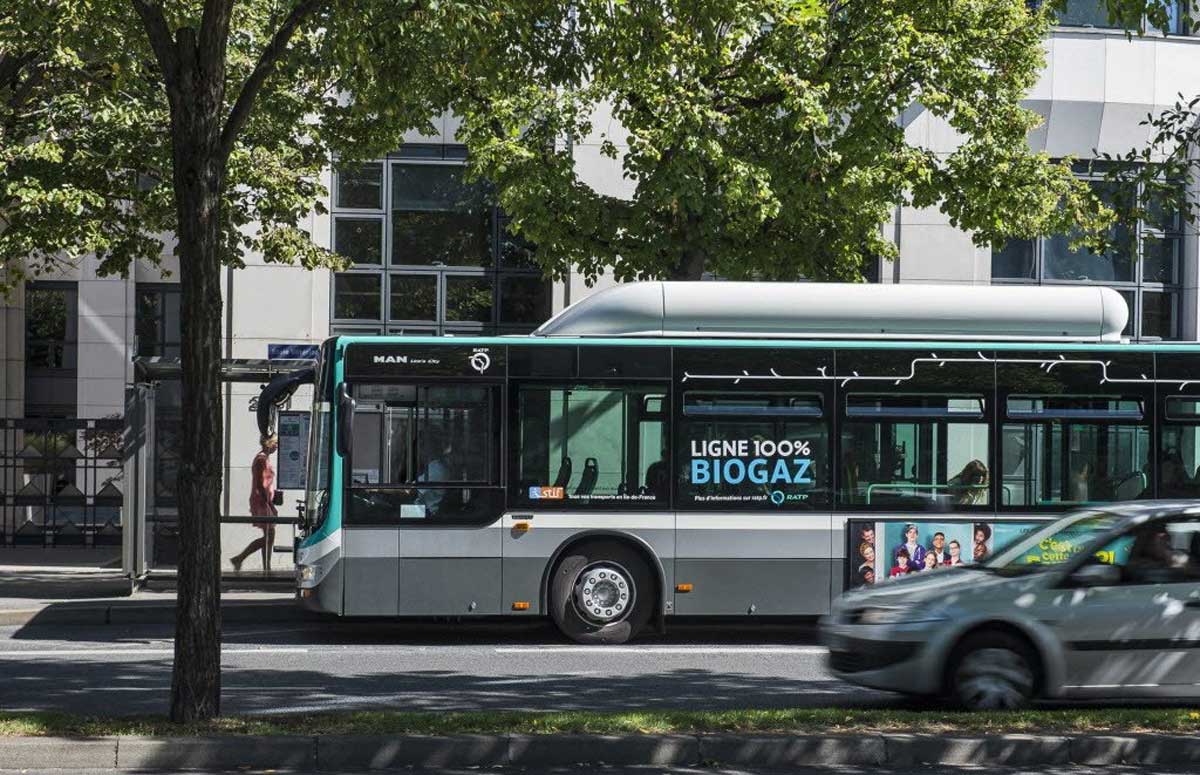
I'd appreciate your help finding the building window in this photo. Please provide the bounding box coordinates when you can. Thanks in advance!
[1051,1,1188,34]
[329,147,552,336]
[24,282,78,419]
[135,284,182,359]
[991,168,1184,340]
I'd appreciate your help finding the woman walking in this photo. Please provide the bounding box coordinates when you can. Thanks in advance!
[231,434,278,574]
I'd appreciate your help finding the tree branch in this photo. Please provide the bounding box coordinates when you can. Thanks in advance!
[199,0,235,81]
[130,0,179,83]
[217,0,326,162]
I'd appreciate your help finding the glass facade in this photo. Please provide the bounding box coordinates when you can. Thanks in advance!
[134,284,182,359]
[992,169,1184,340]
[1052,0,1188,34]
[24,282,78,419]
[330,145,552,336]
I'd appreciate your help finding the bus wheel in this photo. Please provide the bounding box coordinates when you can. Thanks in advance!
[550,540,654,645]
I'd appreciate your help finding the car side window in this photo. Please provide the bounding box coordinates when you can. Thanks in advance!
[1100,519,1200,585]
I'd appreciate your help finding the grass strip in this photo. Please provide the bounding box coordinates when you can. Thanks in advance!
[2,707,1200,738]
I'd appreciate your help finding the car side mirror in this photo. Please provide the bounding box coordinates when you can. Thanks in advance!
[1070,563,1120,588]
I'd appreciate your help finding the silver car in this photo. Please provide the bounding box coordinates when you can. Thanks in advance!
[821,503,1200,709]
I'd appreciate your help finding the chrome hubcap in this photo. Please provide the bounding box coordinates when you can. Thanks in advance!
[574,563,634,623]
[956,647,1034,710]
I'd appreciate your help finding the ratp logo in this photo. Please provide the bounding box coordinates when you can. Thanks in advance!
[469,351,492,373]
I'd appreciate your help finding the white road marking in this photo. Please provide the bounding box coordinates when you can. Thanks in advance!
[493,646,827,655]
[0,647,308,657]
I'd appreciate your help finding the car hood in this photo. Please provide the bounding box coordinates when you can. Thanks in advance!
[839,566,1043,609]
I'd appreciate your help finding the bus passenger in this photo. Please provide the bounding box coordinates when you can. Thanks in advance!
[416,441,453,515]
[1069,458,1092,502]
[645,440,669,500]
[1152,454,1191,499]
[231,434,278,574]
[950,460,988,505]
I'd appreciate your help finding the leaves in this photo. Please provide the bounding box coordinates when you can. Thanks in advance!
[0,0,470,292]
[449,0,1110,282]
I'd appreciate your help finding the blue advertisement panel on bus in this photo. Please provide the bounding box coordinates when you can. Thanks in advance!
[846,518,1132,588]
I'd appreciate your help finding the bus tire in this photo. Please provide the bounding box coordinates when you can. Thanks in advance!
[549,540,655,645]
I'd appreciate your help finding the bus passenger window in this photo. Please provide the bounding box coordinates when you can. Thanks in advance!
[840,395,989,510]
[512,385,667,508]
[1002,396,1149,507]
[678,392,830,510]
[1157,398,1200,499]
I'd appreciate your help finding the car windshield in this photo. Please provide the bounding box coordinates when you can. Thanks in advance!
[980,511,1124,575]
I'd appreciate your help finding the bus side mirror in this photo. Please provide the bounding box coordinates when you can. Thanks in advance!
[337,383,356,458]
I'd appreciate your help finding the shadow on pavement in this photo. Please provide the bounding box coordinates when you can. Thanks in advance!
[0,658,896,716]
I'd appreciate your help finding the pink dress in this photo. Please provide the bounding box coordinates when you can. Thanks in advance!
[249,451,277,528]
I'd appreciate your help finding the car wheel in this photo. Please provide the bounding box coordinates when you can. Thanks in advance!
[549,540,654,645]
[950,632,1037,710]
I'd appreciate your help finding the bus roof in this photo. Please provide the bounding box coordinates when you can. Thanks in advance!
[333,335,1200,354]
[531,282,1128,342]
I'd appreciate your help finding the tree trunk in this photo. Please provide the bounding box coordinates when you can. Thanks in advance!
[669,246,706,281]
[164,32,227,724]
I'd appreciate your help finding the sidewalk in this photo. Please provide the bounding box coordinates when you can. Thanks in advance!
[3,731,1200,770]
[0,564,300,627]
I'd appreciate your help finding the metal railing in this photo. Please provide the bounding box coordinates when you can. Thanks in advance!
[0,417,125,548]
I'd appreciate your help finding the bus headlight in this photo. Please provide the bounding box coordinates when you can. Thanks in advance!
[298,565,315,582]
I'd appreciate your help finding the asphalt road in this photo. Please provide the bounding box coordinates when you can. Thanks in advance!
[0,618,900,716]
[4,768,1199,775]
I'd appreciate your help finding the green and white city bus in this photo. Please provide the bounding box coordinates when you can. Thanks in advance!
[263,281,1200,643]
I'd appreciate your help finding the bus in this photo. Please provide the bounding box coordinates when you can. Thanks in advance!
[261,281,1200,643]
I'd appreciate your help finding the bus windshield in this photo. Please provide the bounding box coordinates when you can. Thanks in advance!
[304,342,334,531]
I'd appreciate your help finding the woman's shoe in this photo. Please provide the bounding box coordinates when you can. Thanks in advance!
[230,557,242,572]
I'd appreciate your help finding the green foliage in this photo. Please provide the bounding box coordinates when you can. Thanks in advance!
[451,0,1112,283]
[0,0,486,290]
[0,3,166,286]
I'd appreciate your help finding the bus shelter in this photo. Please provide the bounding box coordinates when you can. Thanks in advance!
[123,357,313,581]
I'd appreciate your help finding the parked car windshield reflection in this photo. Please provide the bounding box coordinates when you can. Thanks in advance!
[979,511,1122,575]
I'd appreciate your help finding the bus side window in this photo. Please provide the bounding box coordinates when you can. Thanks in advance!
[1002,396,1149,507]
[839,394,989,510]
[511,384,668,508]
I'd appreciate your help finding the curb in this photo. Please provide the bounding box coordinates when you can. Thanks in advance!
[3,732,1200,770]
[0,599,304,628]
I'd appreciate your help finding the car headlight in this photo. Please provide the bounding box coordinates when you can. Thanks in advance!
[854,606,948,625]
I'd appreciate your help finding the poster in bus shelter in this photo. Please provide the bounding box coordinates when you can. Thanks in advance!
[276,411,310,491]
[844,518,1111,589]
